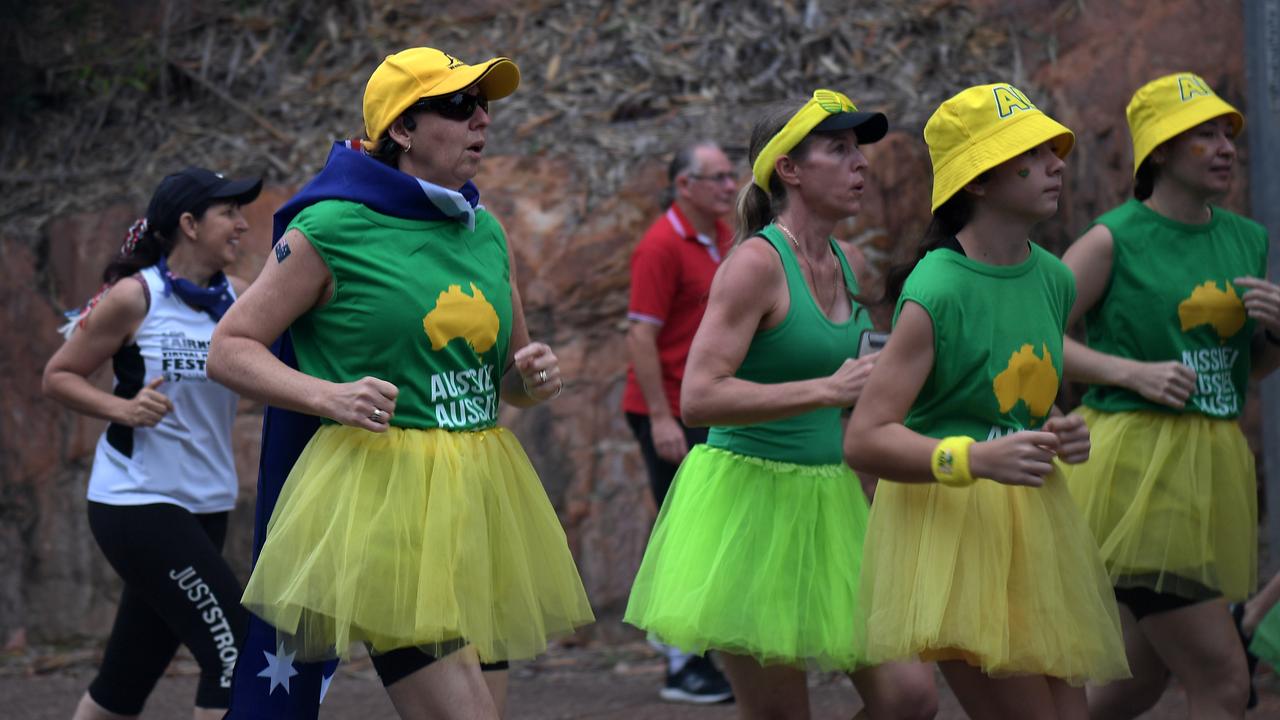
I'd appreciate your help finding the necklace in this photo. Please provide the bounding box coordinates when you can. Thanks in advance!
[776,222,840,315]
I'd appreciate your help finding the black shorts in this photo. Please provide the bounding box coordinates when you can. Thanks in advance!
[370,645,509,687]
[86,501,247,713]
[1114,585,1202,621]
[625,412,709,503]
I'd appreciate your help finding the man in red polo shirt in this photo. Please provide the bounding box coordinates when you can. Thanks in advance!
[624,141,736,704]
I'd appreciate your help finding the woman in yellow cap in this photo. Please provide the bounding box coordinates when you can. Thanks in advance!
[845,84,1129,717]
[625,90,938,719]
[207,47,593,717]
[1058,72,1279,718]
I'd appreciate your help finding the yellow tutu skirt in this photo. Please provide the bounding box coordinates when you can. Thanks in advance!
[241,425,594,662]
[860,467,1129,685]
[1062,407,1256,601]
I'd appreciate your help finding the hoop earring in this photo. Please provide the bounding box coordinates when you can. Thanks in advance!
[403,142,412,154]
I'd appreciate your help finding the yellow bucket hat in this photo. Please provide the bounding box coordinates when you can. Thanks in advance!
[751,89,888,191]
[1126,72,1243,175]
[363,47,521,144]
[925,84,1074,212]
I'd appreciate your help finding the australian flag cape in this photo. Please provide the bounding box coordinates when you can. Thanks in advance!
[227,141,481,719]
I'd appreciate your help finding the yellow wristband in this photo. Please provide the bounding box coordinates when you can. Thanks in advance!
[931,436,977,487]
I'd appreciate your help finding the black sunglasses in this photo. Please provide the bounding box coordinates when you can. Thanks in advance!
[409,91,489,121]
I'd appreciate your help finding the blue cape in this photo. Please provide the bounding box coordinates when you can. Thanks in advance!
[227,142,480,718]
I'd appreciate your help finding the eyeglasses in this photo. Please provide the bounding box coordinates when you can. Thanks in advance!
[409,91,489,121]
[687,172,737,184]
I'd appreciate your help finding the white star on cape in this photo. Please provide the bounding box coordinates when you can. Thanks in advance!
[320,667,335,703]
[258,641,300,695]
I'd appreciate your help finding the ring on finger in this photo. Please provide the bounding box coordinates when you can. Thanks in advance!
[370,408,385,422]
[537,369,548,384]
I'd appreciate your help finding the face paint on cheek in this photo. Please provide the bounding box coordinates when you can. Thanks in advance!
[1190,144,1206,157]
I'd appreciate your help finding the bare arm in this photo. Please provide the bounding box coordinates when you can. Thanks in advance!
[844,301,1058,487]
[42,277,174,426]
[207,229,397,431]
[843,301,938,482]
[500,242,562,407]
[1061,225,1134,386]
[228,274,251,296]
[1061,224,1196,407]
[680,238,875,427]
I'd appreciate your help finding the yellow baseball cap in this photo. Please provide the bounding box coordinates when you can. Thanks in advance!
[925,83,1074,212]
[363,47,521,143]
[751,89,888,191]
[1126,72,1243,175]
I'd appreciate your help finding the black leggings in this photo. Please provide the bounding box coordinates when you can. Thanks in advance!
[87,502,247,714]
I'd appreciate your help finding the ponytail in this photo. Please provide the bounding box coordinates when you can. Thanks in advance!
[733,183,776,244]
[884,193,975,305]
[60,211,186,338]
[102,218,177,285]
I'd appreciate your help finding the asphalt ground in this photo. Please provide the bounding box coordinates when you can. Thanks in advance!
[5,640,1280,718]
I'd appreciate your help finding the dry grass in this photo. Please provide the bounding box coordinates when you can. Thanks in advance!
[1,0,1063,245]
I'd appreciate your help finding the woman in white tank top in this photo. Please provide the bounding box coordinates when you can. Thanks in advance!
[43,167,261,720]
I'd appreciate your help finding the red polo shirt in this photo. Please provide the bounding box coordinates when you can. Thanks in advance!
[623,203,733,418]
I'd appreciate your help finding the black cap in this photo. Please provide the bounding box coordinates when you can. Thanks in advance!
[814,110,889,144]
[146,167,263,237]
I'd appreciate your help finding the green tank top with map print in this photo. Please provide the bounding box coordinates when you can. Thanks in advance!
[287,199,512,430]
[1081,199,1267,419]
[896,242,1076,441]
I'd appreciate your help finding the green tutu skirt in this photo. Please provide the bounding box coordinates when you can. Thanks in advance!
[624,445,870,670]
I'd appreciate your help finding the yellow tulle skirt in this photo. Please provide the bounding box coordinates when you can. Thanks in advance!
[1062,407,1257,601]
[860,466,1129,685]
[241,425,594,663]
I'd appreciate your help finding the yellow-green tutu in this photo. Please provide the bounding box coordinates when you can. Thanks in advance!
[241,425,594,662]
[1062,407,1256,601]
[860,466,1129,685]
[624,445,870,671]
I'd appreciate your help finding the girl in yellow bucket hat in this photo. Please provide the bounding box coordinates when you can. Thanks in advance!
[1059,72,1279,717]
[845,83,1130,716]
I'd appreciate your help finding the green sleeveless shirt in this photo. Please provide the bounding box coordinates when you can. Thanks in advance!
[706,224,874,465]
[896,242,1076,440]
[287,200,512,431]
[1081,199,1268,419]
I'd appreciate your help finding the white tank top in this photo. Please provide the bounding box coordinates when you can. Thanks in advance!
[87,265,239,513]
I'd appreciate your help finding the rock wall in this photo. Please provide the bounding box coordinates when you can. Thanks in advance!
[0,0,1259,646]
